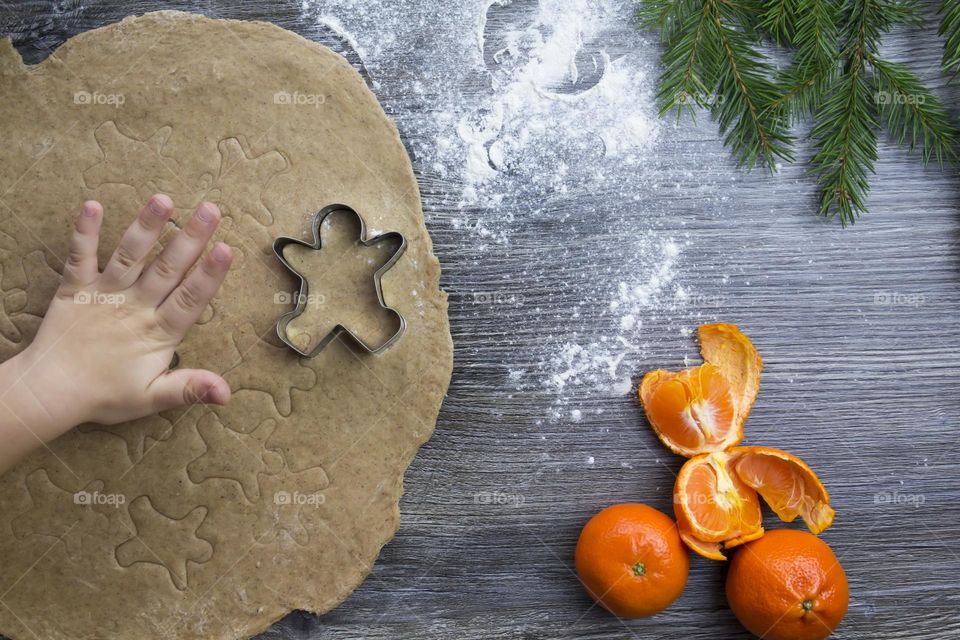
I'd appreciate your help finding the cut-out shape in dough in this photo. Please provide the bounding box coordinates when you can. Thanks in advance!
[275,205,406,356]
[0,250,59,349]
[115,496,213,591]
[0,294,20,343]
[79,413,176,463]
[84,121,186,200]
[19,250,62,317]
[222,323,317,416]
[200,138,288,226]
[187,413,283,501]
[253,458,330,546]
[0,222,28,291]
[221,212,278,275]
[11,470,110,559]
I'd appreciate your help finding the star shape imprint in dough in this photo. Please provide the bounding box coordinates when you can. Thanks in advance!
[115,496,213,591]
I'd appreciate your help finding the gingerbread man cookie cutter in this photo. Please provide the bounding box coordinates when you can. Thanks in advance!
[272,204,406,356]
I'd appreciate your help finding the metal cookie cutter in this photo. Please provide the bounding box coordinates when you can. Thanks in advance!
[273,204,407,356]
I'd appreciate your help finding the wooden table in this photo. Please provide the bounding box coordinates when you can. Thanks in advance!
[2,2,958,638]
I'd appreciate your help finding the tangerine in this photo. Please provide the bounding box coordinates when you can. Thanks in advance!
[575,503,689,617]
[639,324,762,457]
[726,529,848,640]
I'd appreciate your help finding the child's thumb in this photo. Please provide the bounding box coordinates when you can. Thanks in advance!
[149,369,231,412]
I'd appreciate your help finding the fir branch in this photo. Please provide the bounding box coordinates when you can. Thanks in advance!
[793,0,840,67]
[939,0,960,77]
[709,0,796,168]
[767,0,839,122]
[648,0,717,119]
[808,0,879,224]
[639,0,960,224]
[870,57,960,165]
[637,0,698,37]
[642,0,794,167]
[809,60,877,224]
[761,0,798,43]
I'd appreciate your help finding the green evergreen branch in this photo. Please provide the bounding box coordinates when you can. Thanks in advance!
[870,57,959,166]
[939,0,960,77]
[761,0,797,43]
[767,0,839,122]
[639,0,715,119]
[710,1,795,168]
[796,0,840,64]
[641,0,794,168]
[638,0,960,224]
[808,0,877,223]
[809,60,877,224]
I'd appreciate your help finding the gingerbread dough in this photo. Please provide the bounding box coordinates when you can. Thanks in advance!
[0,11,452,640]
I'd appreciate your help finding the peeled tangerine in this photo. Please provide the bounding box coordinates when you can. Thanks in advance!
[674,447,835,560]
[639,324,762,457]
[641,323,835,560]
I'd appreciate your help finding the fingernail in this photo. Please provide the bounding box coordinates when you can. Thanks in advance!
[199,383,228,405]
[196,203,217,223]
[212,243,232,263]
[149,195,172,216]
[82,201,100,217]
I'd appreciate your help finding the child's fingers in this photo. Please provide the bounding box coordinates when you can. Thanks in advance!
[156,243,233,338]
[100,194,173,290]
[62,201,103,287]
[148,368,230,412]
[138,202,221,305]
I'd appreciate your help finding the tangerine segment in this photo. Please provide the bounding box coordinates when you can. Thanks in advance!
[698,323,763,425]
[674,502,727,561]
[723,526,766,549]
[730,446,835,534]
[674,452,763,543]
[640,364,740,457]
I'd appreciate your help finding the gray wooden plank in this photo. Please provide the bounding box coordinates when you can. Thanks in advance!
[1,1,959,639]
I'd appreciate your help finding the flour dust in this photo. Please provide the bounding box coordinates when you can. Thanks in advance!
[300,0,699,419]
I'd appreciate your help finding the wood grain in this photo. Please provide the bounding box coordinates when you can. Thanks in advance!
[2,2,959,639]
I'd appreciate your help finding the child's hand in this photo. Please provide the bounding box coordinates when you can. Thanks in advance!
[0,195,234,469]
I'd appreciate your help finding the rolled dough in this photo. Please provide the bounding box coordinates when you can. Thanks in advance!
[0,11,452,640]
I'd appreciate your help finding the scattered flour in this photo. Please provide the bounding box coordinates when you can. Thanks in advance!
[314,14,368,60]
[299,0,693,420]
[455,0,659,210]
[543,239,683,401]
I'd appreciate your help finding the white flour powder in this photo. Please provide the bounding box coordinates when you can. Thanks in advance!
[300,0,690,414]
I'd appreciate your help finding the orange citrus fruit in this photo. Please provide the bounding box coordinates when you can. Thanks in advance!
[726,529,849,640]
[639,324,762,457]
[674,452,763,553]
[575,503,689,618]
[673,447,834,560]
[640,364,739,456]
[639,323,837,562]
[731,446,835,534]
[698,323,763,424]
[673,500,727,561]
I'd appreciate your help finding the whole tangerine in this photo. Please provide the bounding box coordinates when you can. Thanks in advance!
[575,503,689,618]
[726,529,849,640]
